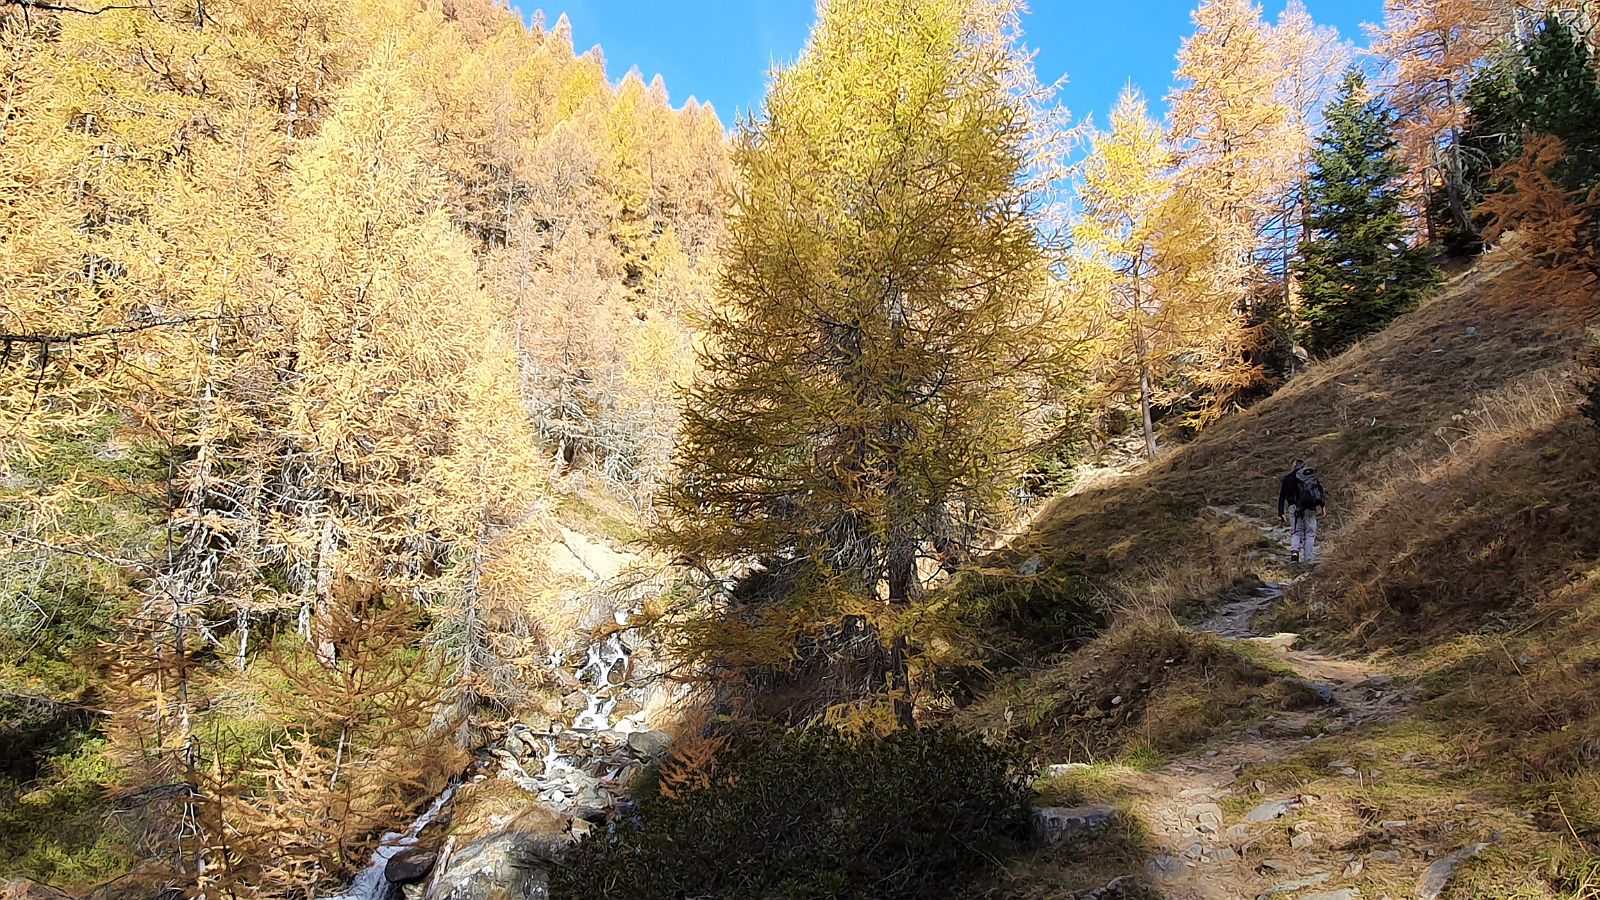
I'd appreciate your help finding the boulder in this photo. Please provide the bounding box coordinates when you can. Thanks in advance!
[422,830,565,900]
[625,730,673,758]
[386,847,440,884]
[1030,805,1117,846]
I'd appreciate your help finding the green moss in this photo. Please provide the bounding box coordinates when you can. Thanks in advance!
[554,491,645,546]
[0,735,135,889]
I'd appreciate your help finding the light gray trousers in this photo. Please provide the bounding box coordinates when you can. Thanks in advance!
[1291,508,1319,562]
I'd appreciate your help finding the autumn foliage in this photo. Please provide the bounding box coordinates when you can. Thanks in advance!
[1,0,725,892]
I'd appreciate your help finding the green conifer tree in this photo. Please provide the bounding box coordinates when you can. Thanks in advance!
[1513,14,1600,187]
[1295,69,1439,354]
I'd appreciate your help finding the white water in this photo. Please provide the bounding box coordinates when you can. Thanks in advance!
[324,786,457,900]
[325,603,651,896]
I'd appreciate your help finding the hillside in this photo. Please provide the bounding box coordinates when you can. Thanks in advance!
[7,1,1600,898]
[956,253,1600,898]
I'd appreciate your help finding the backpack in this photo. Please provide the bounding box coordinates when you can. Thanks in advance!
[1296,467,1326,509]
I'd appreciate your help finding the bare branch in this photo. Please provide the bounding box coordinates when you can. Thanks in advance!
[2,0,151,14]
[0,314,256,351]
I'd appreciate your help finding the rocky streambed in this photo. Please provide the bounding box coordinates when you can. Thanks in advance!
[329,544,679,900]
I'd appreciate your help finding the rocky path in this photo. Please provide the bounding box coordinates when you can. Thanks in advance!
[1101,510,1431,900]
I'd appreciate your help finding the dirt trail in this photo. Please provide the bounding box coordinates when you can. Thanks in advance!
[1112,510,1417,899]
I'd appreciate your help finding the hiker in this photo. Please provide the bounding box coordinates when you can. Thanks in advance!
[1277,459,1328,564]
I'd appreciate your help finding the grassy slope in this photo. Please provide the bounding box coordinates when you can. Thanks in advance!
[968,254,1600,896]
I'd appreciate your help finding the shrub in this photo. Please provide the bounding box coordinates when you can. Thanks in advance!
[552,725,1033,900]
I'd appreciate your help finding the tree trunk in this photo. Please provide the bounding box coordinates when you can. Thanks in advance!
[313,516,337,666]
[1138,361,1158,460]
[1131,268,1158,460]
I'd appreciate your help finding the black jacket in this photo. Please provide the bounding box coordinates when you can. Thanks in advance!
[1279,470,1300,517]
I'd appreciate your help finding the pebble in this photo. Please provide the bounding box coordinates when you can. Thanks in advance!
[1227,824,1251,843]
[1301,891,1358,900]
[1291,832,1315,850]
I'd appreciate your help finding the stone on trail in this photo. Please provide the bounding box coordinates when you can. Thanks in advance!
[1185,802,1224,826]
[1366,849,1403,864]
[1245,798,1296,822]
[1301,891,1358,900]
[1290,678,1337,704]
[1031,805,1117,846]
[1417,842,1488,900]
[1145,855,1186,881]
[1046,762,1094,777]
[1290,832,1315,850]
[1250,633,1301,652]
[1077,875,1164,899]
[1256,873,1330,897]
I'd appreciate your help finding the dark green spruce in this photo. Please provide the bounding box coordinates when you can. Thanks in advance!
[1295,69,1439,355]
[1513,14,1600,187]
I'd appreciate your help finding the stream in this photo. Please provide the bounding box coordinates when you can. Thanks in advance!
[324,602,666,899]
[325,787,458,900]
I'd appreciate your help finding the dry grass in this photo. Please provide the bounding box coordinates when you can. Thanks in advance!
[1017,253,1584,585]
[958,253,1600,890]
[1230,715,1600,898]
[1283,367,1599,646]
[954,618,1318,761]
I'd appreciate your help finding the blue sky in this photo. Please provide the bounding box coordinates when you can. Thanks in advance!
[516,1,1387,127]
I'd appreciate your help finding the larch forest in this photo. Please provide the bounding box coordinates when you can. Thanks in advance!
[2,0,1598,898]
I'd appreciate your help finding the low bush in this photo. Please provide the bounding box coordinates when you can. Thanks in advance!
[552,725,1033,900]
